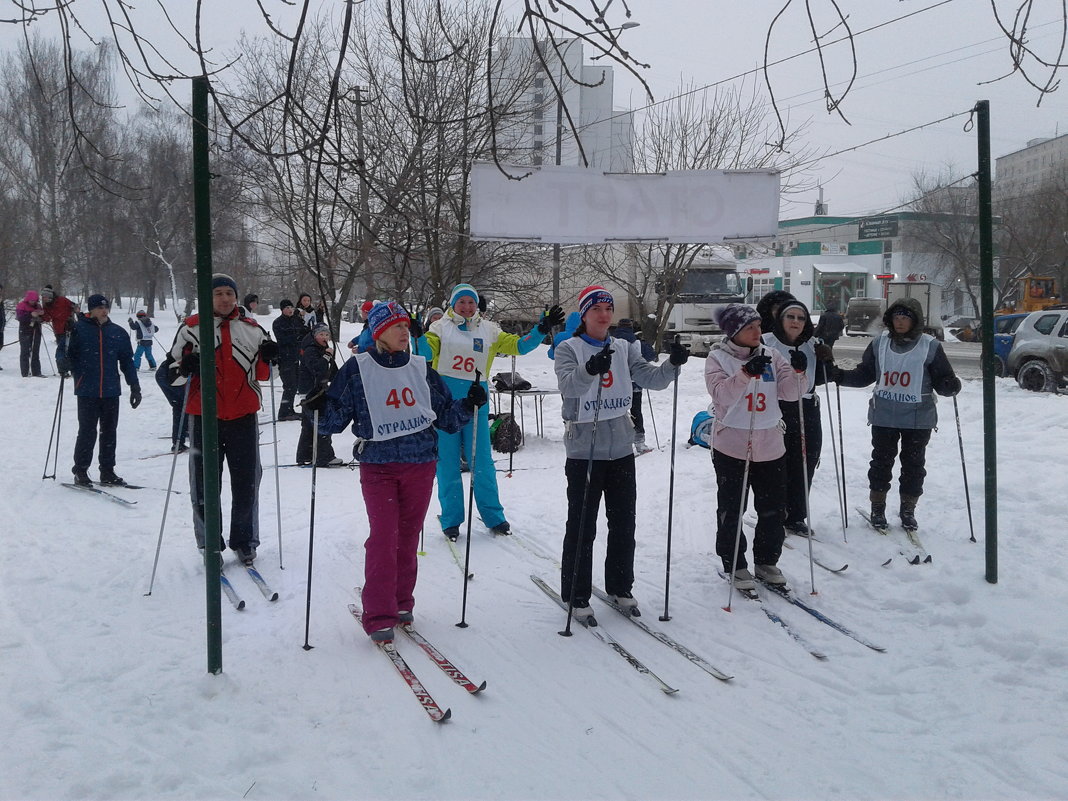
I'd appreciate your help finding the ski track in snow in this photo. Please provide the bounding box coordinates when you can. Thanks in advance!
[1,311,1066,800]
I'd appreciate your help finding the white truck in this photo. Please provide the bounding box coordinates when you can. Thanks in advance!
[885,281,944,340]
[662,258,752,356]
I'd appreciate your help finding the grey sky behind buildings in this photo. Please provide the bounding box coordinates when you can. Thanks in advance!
[4,0,1064,219]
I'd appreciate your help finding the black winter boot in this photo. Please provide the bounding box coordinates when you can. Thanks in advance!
[900,496,919,531]
[869,490,888,529]
[72,466,93,487]
[99,468,126,486]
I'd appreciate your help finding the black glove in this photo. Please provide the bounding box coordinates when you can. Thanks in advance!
[814,343,834,363]
[668,340,689,367]
[790,348,808,373]
[936,374,962,397]
[585,344,614,376]
[742,353,772,378]
[179,352,200,377]
[130,387,142,409]
[462,381,488,412]
[259,340,279,365]
[824,364,844,384]
[302,385,329,413]
[57,357,71,378]
[408,315,424,340]
[538,304,566,335]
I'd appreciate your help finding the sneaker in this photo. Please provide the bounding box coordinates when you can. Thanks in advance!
[730,568,756,591]
[398,610,414,625]
[98,469,126,486]
[490,522,511,536]
[634,436,653,455]
[72,466,93,487]
[236,546,257,566]
[370,627,395,644]
[172,442,189,454]
[784,520,811,537]
[316,457,344,467]
[608,591,640,615]
[443,527,460,542]
[870,503,888,529]
[754,564,787,586]
[571,601,597,625]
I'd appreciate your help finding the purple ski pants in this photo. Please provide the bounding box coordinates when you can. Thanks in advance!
[358,460,436,634]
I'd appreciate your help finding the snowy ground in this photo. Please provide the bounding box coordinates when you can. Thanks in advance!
[2,309,1066,801]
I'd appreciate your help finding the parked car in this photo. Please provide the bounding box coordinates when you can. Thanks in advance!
[845,297,886,336]
[1006,308,1068,392]
[992,313,1029,377]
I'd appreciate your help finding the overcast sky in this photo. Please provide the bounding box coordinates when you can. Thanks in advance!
[4,0,1065,219]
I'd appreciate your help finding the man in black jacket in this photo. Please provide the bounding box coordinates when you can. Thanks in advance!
[272,299,306,421]
[814,305,845,351]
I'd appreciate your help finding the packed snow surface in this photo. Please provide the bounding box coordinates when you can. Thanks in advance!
[2,310,1066,800]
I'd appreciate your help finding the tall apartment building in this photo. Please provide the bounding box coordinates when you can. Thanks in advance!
[996,132,1068,198]
[493,37,634,171]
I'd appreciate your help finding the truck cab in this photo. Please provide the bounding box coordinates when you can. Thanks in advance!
[662,264,750,356]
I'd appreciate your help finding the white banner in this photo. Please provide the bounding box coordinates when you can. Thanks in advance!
[470,163,780,244]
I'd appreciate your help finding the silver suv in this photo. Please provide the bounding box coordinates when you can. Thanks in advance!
[1006,308,1068,392]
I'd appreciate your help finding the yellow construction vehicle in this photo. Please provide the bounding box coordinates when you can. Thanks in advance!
[996,274,1060,315]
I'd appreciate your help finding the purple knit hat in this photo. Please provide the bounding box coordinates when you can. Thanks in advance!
[714,303,761,340]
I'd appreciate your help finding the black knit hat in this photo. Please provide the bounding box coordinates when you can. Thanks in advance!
[279,298,294,310]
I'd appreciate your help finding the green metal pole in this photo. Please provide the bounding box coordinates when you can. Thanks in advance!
[975,100,997,584]
[193,76,225,670]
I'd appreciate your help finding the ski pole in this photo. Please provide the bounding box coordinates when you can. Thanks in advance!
[645,388,661,449]
[822,362,847,542]
[42,374,65,480]
[660,349,681,622]
[457,370,483,629]
[145,381,192,596]
[507,355,516,478]
[724,374,760,613]
[302,406,320,650]
[953,394,977,543]
[836,381,848,528]
[268,366,284,569]
[561,358,607,637]
[795,361,816,596]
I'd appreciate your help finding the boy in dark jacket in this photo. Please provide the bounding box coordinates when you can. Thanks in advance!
[296,323,341,466]
[57,294,142,486]
[823,297,960,530]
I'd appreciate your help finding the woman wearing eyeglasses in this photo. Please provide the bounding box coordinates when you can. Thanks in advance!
[762,300,825,537]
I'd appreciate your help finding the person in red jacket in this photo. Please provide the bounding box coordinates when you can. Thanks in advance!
[166,274,276,565]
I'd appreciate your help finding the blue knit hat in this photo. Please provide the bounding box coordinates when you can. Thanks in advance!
[368,301,410,340]
[211,273,238,293]
[449,283,479,309]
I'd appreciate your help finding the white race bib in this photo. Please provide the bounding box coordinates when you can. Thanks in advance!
[574,339,633,423]
[355,352,437,441]
[873,333,932,405]
[435,319,493,382]
[710,347,782,429]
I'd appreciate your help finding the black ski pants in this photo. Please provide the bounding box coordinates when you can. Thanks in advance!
[712,449,786,572]
[74,396,120,471]
[189,413,261,552]
[277,355,299,416]
[868,426,932,499]
[154,364,188,448]
[561,454,636,605]
[19,323,42,376]
[780,396,822,526]
[296,405,336,465]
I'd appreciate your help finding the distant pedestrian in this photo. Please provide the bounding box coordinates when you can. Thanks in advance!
[243,294,259,315]
[56,294,142,487]
[814,305,845,351]
[128,310,159,370]
[16,290,45,377]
